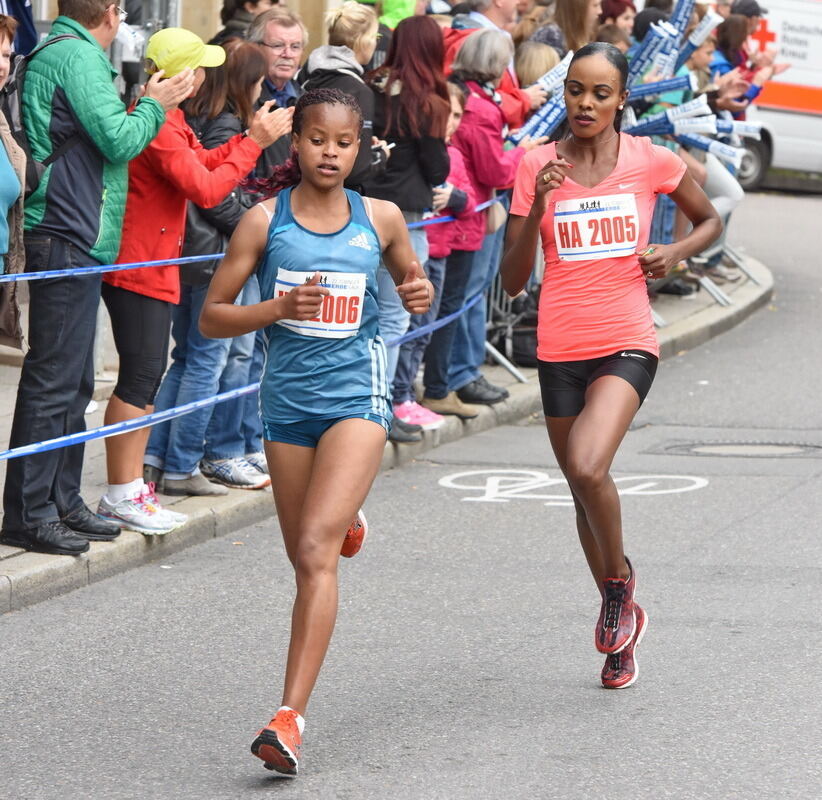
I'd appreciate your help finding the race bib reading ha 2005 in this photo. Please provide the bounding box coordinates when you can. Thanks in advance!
[274,268,366,339]
[553,193,639,262]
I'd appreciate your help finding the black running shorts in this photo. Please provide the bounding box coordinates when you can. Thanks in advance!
[538,349,658,417]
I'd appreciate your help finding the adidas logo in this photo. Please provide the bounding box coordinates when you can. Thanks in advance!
[347,232,371,250]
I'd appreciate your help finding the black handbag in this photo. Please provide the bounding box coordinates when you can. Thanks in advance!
[507,285,540,368]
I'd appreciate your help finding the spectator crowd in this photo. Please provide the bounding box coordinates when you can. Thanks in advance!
[0,0,783,555]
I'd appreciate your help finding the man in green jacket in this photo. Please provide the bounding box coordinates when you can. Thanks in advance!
[0,0,194,556]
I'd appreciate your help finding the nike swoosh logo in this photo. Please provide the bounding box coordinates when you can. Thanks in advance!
[618,183,634,190]
[620,351,648,359]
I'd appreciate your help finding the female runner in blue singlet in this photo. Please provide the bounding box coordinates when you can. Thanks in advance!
[200,88,432,777]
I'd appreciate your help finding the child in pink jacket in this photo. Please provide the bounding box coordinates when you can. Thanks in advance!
[392,82,477,428]
[420,63,545,419]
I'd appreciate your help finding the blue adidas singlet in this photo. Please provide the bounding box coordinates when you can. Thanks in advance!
[256,187,391,426]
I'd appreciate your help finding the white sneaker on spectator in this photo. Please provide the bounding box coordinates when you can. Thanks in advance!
[141,482,188,525]
[706,264,742,283]
[200,457,271,489]
[97,492,175,536]
[244,452,269,475]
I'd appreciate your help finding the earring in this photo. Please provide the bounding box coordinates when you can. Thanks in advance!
[618,105,624,110]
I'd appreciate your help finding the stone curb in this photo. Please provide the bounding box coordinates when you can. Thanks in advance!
[656,256,773,359]
[0,257,773,614]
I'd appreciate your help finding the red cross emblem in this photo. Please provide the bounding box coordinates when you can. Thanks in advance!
[751,18,777,52]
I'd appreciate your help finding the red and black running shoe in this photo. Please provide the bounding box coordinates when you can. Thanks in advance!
[601,603,648,689]
[250,708,302,776]
[595,559,637,654]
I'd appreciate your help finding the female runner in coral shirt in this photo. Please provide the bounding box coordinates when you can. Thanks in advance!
[501,43,721,689]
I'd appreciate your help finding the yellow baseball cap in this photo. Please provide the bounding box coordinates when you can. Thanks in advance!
[145,28,226,78]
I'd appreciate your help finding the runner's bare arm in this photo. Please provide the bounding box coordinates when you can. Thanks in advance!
[637,172,723,276]
[501,158,570,296]
[200,202,329,338]
[371,199,433,315]
[501,215,540,297]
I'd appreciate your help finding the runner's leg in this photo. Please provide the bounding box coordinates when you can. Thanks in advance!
[562,375,640,580]
[266,418,386,715]
[264,441,316,567]
[546,415,605,593]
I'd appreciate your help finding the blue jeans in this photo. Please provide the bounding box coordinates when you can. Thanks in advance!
[377,213,429,383]
[145,279,256,476]
[393,256,445,404]
[448,197,509,392]
[205,276,260,459]
[448,228,505,391]
[650,194,676,245]
[239,329,265,454]
[422,249,474,399]
[649,138,677,246]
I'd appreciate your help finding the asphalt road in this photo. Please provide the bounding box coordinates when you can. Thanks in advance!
[1,192,821,800]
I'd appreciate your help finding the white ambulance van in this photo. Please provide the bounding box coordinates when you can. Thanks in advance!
[740,0,822,188]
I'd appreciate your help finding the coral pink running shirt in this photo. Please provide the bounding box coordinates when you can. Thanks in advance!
[510,134,686,362]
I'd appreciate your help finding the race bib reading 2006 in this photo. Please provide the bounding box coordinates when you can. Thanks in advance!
[275,268,366,339]
[553,193,639,262]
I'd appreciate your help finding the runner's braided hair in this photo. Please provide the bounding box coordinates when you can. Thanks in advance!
[250,88,364,198]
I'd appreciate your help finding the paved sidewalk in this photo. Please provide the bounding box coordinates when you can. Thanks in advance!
[0,255,773,612]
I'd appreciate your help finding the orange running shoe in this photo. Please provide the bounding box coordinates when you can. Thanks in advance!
[340,509,368,558]
[250,708,302,776]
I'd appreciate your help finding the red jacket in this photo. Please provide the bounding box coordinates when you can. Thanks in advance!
[105,108,262,303]
[449,82,525,252]
[426,145,479,258]
[442,26,531,131]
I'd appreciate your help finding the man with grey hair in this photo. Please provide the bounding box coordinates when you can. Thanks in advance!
[447,0,547,130]
[246,6,303,172]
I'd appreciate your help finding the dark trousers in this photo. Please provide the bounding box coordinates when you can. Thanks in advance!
[2,237,101,531]
[422,249,474,400]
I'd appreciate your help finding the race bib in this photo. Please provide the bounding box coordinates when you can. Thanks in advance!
[274,268,366,339]
[553,193,639,262]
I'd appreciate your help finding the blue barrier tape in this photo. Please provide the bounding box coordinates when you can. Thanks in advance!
[406,214,455,229]
[0,253,227,284]
[0,194,508,459]
[0,198,505,283]
[0,383,260,461]
[403,196,500,230]
[387,288,484,347]
[0,288,489,461]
